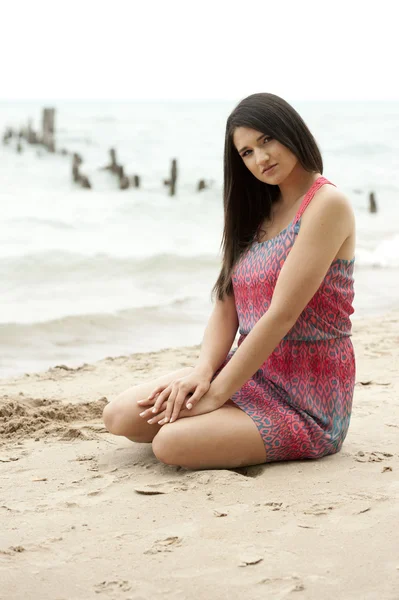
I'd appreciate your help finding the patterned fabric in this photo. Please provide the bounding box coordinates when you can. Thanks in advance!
[216,176,356,462]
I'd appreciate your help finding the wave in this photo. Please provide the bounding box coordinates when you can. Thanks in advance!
[356,236,399,268]
[0,251,220,284]
[2,240,399,283]
[0,298,205,348]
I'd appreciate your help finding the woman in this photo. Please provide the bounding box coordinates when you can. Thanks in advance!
[103,93,356,470]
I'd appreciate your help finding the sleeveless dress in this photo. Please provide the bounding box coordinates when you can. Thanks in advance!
[215,176,356,462]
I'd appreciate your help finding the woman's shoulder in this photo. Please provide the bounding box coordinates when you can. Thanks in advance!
[304,181,355,231]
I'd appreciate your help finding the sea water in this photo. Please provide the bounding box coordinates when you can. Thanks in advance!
[1,100,398,378]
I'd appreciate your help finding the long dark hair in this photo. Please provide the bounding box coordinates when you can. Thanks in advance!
[212,93,323,301]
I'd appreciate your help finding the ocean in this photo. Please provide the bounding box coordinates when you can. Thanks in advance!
[1,100,399,379]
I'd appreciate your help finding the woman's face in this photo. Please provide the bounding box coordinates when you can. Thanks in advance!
[232,127,298,184]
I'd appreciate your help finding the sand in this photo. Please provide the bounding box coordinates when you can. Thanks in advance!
[1,312,399,600]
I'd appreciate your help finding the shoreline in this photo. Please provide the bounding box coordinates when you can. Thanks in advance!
[1,310,398,599]
[1,296,399,382]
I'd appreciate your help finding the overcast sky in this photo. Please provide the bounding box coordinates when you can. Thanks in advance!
[1,0,397,101]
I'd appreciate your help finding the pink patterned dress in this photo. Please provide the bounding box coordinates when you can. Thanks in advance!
[217,176,356,462]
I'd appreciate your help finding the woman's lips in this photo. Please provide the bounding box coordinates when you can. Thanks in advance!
[262,164,277,174]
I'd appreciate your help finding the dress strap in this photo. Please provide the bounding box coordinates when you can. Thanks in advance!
[293,176,336,224]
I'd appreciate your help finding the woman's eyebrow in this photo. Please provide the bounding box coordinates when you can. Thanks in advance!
[238,133,267,154]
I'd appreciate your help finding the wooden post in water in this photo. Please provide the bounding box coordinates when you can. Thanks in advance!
[2,128,12,145]
[78,174,92,189]
[369,191,377,213]
[27,120,38,144]
[116,165,130,189]
[197,179,207,191]
[100,149,139,190]
[42,108,56,152]
[100,148,120,175]
[110,148,118,173]
[170,159,177,196]
[72,153,82,181]
[72,153,91,188]
[164,159,178,196]
[131,175,140,188]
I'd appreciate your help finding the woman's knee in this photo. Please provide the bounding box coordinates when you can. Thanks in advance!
[103,366,195,440]
[103,393,160,442]
[152,425,181,465]
[103,395,138,437]
[103,398,127,436]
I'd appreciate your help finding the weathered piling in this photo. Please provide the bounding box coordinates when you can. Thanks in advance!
[115,165,124,178]
[2,128,13,144]
[369,191,377,213]
[27,120,39,144]
[164,159,178,196]
[119,176,130,190]
[101,148,119,174]
[115,165,129,189]
[197,179,207,191]
[77,174,92,189]
[42,108,56,152]
[100,148,139,189]
[131,175,140,188]
[72,153,91,189]
[109,148,118,173]
[72,153,83,181]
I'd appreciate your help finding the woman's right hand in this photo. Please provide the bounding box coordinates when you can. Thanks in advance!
[137,367,213,423]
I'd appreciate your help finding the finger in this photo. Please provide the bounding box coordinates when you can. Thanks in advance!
[148,384,167,399]
[168,388,188,423]
[146,390,169,412]
[137,393,159,406]
[164,386,181,423]
[141,384,167,403]
[147,408,166,425]
[144,390,161,402]
[139,406,156,418]
[152,386,172,413]
[140,400,167,419]
[185,387,207,410]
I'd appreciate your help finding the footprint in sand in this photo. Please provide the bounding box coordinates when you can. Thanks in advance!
[94,580,131,594]
[302,503,335,516]
[143,536,182,555]
[258,575,306,596]
[355,451,393,463]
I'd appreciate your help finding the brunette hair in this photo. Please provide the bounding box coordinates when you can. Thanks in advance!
[212,92,323,301]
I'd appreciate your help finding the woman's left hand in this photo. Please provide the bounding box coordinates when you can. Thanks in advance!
[139,389,225,425]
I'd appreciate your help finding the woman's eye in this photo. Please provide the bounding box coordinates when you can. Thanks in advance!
[240,137,271,158]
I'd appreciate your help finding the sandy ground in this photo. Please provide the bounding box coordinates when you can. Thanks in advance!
[1,313,399,600]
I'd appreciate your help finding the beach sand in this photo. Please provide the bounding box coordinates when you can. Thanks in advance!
[1,312,398,600]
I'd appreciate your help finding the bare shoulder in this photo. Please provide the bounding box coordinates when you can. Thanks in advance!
[302,183,355,234]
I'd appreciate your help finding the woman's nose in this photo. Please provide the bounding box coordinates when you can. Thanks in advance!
[255,148,269,165]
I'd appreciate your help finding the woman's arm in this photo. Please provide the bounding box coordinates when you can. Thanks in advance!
[211,188,355,402]
[195,292,239,378]
[137,293,239,425]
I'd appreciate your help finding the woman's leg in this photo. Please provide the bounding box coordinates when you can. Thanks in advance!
[152,404,267,470]
[103,367,194,442]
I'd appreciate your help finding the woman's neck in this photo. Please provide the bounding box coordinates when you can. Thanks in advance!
[277,169,321,209]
